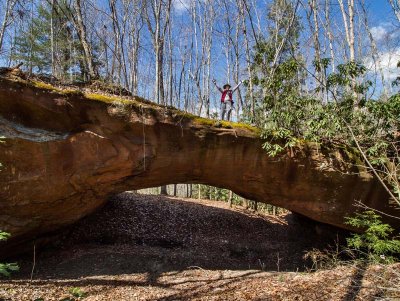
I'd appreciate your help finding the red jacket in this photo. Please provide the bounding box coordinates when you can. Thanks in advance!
[213,81,243,103]
[221,90,233,102]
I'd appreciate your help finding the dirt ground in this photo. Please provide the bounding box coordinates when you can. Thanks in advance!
[0,193,399,300]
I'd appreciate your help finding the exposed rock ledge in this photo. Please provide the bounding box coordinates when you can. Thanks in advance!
[0,76,398,250]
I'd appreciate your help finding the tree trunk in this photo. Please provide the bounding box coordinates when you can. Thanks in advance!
[308,0,326,103]
[144,0,171,105]
[0,0,16,54]
[239,0,255,118]
[347,0,355,62]
[72,0,97,80]
[160,185,168,195]
[198,184,201,199]
[324,0,336,72]
[28,0,34,76]
[130,30,140,95]
[155,44,162,103]
[338,0,357,102]
[167,23,173,106]
[388,0,400,22]
[173,184,177,197]
[109,0,129,88]
[361,0,387,98]
[50,0,56,77]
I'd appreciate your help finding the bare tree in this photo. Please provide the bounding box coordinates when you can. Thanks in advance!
[360,0,387,98]
[69,0,98,80]
[338,0,355,62]
[128,3,143,95]
[201,0,215,117]
[388,0,400,22]
[50,0,56,76]
[0,0,17,54]
[144,0,172,105]
[238,0,255,118]
[305,0,328,103]
[322,0,336,73]
[232,2,243,118]
[338,0,358,101]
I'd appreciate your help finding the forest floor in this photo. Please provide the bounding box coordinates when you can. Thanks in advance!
[0,192,399,301]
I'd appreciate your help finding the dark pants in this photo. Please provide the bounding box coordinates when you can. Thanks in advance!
[221,101,232,120]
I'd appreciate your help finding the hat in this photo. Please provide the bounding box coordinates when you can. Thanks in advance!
[223,83,231,89]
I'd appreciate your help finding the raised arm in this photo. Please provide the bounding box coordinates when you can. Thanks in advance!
[212,79,223,93]
[232,80,243,92]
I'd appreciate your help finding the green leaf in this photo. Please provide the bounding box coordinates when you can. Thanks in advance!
[345,211,400,262]
[0,231,10,241]
[69,287,88,298]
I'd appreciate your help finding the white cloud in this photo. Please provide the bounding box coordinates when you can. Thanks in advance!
[365,48,400,81]
[370,25,389,42]
[370,22,400,43]
[173,0,191,13]
[173,0,207,14]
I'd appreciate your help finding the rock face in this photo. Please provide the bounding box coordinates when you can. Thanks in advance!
[0,76,398,249]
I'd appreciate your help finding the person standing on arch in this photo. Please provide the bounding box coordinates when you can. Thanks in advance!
[212,79,243,121]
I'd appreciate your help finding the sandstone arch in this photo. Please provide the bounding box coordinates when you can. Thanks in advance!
[0,76,398,249]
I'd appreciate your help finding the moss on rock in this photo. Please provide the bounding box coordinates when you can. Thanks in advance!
[2,74,261,136]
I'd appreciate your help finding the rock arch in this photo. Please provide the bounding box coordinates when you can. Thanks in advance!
[0,76,397,248]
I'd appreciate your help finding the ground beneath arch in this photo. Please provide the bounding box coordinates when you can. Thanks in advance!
[1,193,399,300]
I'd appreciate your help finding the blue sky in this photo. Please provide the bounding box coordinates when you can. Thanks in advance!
[368,0,393,20]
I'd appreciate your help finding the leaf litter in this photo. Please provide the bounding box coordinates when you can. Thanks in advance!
[1,192,399,300]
